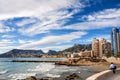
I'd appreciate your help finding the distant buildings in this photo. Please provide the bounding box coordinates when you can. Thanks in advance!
[62,52,72,58]
[70,38,111,58]
[111,28,120,56]
[92,38,111,58]
[63,27,120,58]
[71,50,92,58]
[78,50,92,58]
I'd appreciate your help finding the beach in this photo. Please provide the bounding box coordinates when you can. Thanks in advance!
[25,61,110,80]
[25,57,120,80]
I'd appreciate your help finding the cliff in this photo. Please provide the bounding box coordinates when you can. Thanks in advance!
[0,44,91,57]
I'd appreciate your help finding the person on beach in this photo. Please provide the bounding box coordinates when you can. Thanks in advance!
[109,62,117,73]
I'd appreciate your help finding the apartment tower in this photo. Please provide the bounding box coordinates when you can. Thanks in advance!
[99,38,111,57]
[92,38,99,57]
[92,38,111,57]
[111,28,120,56]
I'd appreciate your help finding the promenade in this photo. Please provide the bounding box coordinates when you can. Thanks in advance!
[104,72,120,80]
[86,69,120,80]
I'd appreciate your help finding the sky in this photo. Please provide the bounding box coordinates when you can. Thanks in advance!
[0,0,120,54]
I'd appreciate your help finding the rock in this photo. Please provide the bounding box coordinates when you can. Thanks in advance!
[39,77,53,80]
[65,73,81,80]
[55,61,68,65]
[25,76,37,80]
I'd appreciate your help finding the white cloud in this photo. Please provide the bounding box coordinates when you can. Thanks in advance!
[0,39,14,46]
[64,18,120,30]
[0,31,86,54]
[15,18,38,27]
[18,31,87,48]
[17,8,120,36]
[86,8,120,21]
[79,34,111,44]
[64,8,120,30]
[0,0,85,54]
[18,9,81,36]
[0,0,83,20]
[0,0,84,36]
[0,1,119,54]
[1,35,16,38]
[0,22,15,33]
[18,39,33,44]
[18,39,26,44]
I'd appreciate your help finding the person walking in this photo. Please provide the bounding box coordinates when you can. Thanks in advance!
[109,62,117,73]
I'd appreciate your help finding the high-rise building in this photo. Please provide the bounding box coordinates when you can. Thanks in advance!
[99,38,111,57]
[92,38,111,57]
[111,28,120,56]
[118,33,120,52]
[92,38,99,57]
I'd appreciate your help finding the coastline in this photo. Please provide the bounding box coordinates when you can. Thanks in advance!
[25,64,109,80]
[3,57,120,80]
[24,58,111,80]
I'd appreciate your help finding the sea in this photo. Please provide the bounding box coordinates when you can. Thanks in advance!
[0,58,91,80]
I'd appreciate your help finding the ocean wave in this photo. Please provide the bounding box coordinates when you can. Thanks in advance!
[8,73,36,80]
[82,68,88,71]
[46,73,60,78]
[0,70,8,74]
[28,63,55,73]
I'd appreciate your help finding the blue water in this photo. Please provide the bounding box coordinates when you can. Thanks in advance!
[0,58,90,80]
[0,58,66,80]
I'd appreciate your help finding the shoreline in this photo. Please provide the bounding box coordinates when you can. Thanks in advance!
[8,58,120,80]
[23,59,111,80]
[25,64,109,80]
[1,57,120,80]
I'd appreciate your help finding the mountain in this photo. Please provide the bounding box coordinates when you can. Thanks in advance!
[47,50,58,55]
[58,44,92,53]
[0,44,92,57]
[0,49,44,57]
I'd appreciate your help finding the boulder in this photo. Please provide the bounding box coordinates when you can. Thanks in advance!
[39,77,53,80]
[25,76,37,80]
[65,73,81,80]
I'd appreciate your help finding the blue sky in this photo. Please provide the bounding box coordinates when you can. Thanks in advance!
[0,0,120,54]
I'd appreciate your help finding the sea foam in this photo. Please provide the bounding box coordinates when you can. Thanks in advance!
[0,70,8,74]
[8,73,36,80]
[45,73,60,78]
[28,63,55,73]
